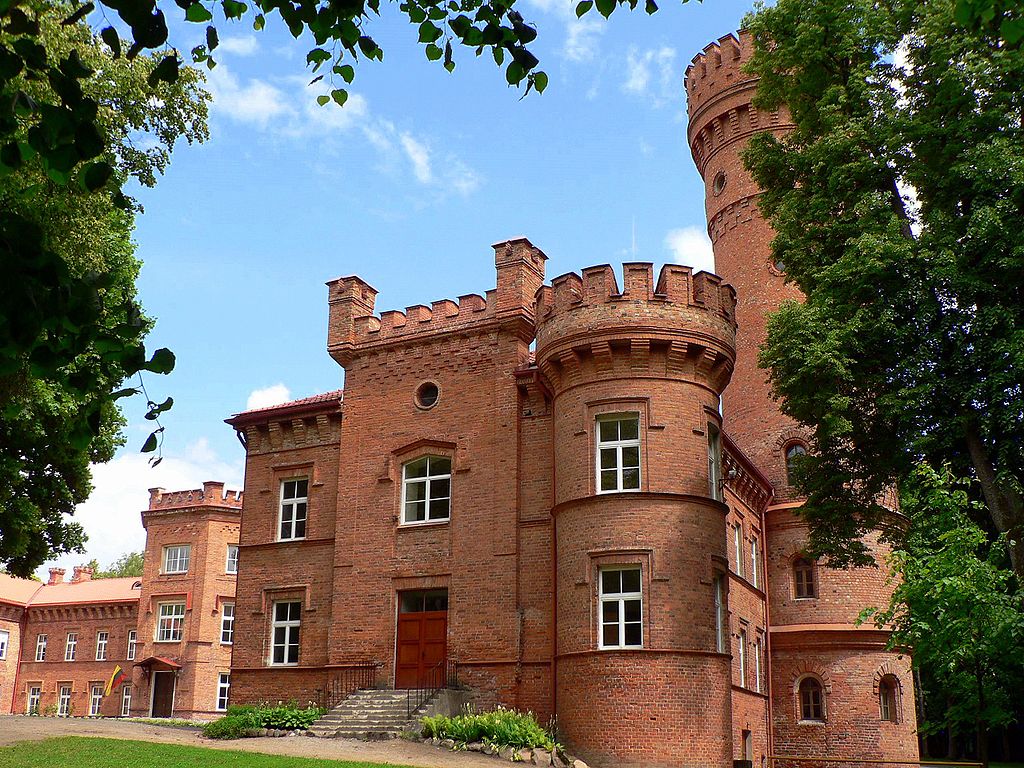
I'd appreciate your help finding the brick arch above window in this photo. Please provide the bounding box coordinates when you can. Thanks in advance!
[790,663,832,694]
[383,438,459,482]
[872,663,904,696]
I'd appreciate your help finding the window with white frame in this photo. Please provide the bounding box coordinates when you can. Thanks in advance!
[270,601,301,665]
[279,478,309,540]
[163,544,191,574]
[95,631,108,661]
[27,686,41,715]
[599,566,642,649]
[708,422,723,500]
[401,456,452,524]
[733,524,744,577]
[156,602,186,642]
[58,685,71,716]
[714,573,727,653]
[216,673,230,711]
[221,603,235,644]
[127,630,137,661]
[751,536,760,589]
[65,633,77,661]
[90,685,103,716]
[35,634,46,662]
[738,628,747,687]
[754,635,763,693]
[0,629,8,659]
[596,414,641,493]
[121,685,132,717]
[226,544,239,574]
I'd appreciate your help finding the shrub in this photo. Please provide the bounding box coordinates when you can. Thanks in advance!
[201,701,326,740]
[421,707,554,750]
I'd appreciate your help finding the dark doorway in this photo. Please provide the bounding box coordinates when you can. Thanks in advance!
[151,671,175,717]
[395,589,448,689]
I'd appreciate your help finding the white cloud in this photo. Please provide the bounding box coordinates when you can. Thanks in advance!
[37,439,244,580]
[207,65,292,127]
[525,0,605,62]
[665,226,716,274]
[623,46,678,106]
[400,133,433,184]
[218,36,259,56]
[246,383,291,410]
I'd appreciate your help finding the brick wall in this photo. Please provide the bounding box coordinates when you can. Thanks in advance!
[1,604,23,713]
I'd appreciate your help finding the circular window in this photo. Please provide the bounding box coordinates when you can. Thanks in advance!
[415,382,439,409]
[712,171,727,196]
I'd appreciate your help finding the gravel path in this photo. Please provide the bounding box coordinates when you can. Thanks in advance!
[0,715,501,767]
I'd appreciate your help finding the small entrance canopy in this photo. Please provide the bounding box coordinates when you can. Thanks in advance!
[134,656,182,681]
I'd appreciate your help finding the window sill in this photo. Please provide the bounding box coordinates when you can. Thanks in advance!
[595,489,643,496]
[597,645,644,651]
[267,662,299,668]
[397,519,450,529]
[275,537,307,544]
[153,639,182,644]
[797,719,826,726]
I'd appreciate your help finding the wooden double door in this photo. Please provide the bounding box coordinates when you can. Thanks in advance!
[395,589,448,689]
[151,671,175,717]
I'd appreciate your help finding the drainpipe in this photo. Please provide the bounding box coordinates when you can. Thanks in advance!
[763,491,776,768]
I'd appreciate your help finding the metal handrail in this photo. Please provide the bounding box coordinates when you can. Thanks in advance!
[406,659,459,719]
[315,662,381,710]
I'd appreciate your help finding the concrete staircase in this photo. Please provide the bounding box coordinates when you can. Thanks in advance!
[309,688,430,740]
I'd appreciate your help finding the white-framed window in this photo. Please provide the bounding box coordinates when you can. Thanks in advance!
[216,673,230,711]
[734,524,744,577]
[713,573,727,653]
[221,603,235,645]
[598,566,642,649]
[35,634,46,662]
[279,478,309,540]
[596,414,641,493]
[226,544,239,574]
[163,544,191,574]
[270,601,301,665]
[65,633,77,661]
[751,536,760,589]
[58,685,72,716]
[27,686,41,715]
[95,631,108,661]
[156,602,186,642]
[754,635,763,693]
[708,422,723,500]
[127,630,137,661]
[0,629,8,659]
[738,628,747,687]
[401,456,452,524]
[90,684,103,716]
[121,685,132,717]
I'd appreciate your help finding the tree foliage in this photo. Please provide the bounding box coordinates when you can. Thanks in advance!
[744,0,1024,578]
[84,551,145,577]
[0,4,208,577]
[862,464,1024,759]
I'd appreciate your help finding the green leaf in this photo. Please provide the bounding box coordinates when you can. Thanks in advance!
[222,0,247,19]
[335,64,355,83]
[100,26,121,58]
[141,432,159,453]
[316,94,330,106]
[425,43,443,60]
[62,3,95,26]
[185,3,213,22]
[644,0,657,13]
[207,25,219,51]
[1001,17,1024,43]
[307,48,331,70]
[147,54,180,87]
[253,13,265,30]
[418,20,443,43]
[533,70,548,93]
[331,88,348,106]
[82,161,113,191]
[506,60,524,85]
[145,347,176,375]
[594,0,615,18]
[575,0,592,17]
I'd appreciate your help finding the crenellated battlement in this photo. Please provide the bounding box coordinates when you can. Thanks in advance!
[327,238,546,366]
[147,481,243,510]
[684,31,754,115]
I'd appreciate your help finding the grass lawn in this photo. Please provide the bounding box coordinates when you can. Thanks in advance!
[0,737,419,768]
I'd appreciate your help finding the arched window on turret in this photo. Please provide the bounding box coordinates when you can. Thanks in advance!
[798,677,826,722]
[879,675,899,722]
[793,556,817,599]
[785,443,807,486]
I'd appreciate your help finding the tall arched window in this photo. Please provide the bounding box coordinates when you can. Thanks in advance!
[798,677,825,721]
[785,443,807,486]
[879,675,899,722]
[793,557,817,599]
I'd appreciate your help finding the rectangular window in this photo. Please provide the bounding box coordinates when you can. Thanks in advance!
[221,603,235,645]
[714,573,727,653]
[121,685,132,717]
[127,630,137,661]
[163,544,191,574]
[156,603,186,642]
[738,628,747,688]
[58,685,72,716]
[216,673,230,711]
[27,686,41,715]
[270,601,301,665]
[598,566,643,649]
[35,634,46,662]
[90,685,103,716]
[0,629,8,659]
[95,631,108,661]
[65,633,77,661]
[401,456,452,524]
[279,479,308,540]
[734,524,744,577]
[226,544,239,574]
[708,422,723,500]
[754,636,763,693]
[751,536,760,589]
[596,414,641,493]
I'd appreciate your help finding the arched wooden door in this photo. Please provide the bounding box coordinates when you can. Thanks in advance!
[395,589,447,689]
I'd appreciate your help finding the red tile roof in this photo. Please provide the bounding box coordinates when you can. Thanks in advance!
[226,389,344,424]
[0,572,43,606]
[0,573,140,607]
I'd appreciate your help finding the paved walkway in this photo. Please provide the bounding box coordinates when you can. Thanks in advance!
[0,715,501,767]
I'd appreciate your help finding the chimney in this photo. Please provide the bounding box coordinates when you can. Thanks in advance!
[493,237,547,318]
[71,566,93,583]
[47,568,66,586]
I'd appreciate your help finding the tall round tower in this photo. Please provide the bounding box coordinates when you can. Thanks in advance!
[686,32,919,762]
[535,263,738,768]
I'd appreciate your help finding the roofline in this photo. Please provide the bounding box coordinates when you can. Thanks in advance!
[26,597,141,608]
[225,391,343,427]
[722,430,775,493]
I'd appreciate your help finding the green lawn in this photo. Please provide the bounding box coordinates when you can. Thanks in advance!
[0,737,418,768]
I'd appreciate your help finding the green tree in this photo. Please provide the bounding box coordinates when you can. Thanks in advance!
[0,4,208,576]
[863,464,1024,764]
[84,551,145,578]
[744,0,1024,579]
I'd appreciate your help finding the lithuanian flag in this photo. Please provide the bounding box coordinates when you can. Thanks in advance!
[104,665,127,696]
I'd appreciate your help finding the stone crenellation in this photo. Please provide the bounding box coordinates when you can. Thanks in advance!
[147,481,243,510]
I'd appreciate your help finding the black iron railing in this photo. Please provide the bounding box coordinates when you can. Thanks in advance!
[406,659,459,718]
[315,662,381,710]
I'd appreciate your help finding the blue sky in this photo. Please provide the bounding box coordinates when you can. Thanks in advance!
[44,0,758,577]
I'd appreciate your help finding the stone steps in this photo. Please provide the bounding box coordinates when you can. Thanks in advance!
[308,688,433,739]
